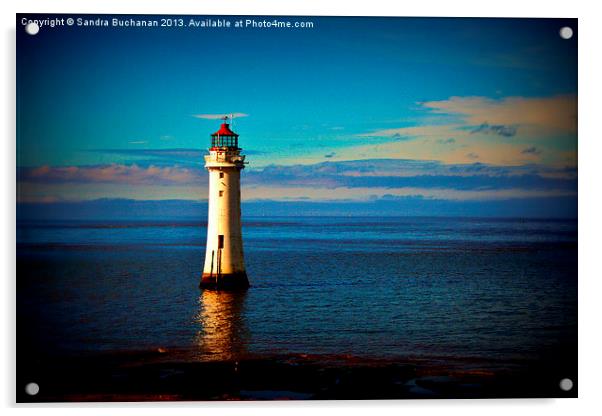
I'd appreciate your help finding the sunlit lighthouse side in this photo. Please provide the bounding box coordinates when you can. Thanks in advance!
[200,117,249,290]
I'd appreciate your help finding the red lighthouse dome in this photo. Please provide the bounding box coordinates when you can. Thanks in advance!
[212,122,238,137]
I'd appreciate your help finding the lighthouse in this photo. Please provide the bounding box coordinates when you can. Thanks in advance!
[200,117,249,290]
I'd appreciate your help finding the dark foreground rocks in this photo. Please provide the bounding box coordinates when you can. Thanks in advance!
[17,349,577,402]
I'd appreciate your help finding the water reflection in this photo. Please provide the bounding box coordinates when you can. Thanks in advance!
[194,290,249,361]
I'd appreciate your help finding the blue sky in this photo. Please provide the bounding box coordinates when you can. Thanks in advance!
[17,15,577,217]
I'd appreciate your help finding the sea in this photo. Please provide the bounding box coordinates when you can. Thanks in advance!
[17,216,577,366]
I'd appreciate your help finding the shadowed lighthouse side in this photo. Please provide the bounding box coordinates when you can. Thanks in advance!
[200,117,249,290]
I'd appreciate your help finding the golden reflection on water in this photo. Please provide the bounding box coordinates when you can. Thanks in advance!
[194,290,249,361]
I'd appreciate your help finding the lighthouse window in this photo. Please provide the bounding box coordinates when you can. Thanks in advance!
[218,235,224,249]
[219,172,224,178]
[219,190,224,197]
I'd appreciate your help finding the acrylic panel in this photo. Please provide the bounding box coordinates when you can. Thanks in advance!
[16,14,578,401]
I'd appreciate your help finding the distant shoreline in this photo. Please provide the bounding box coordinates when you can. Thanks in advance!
[16,196,577,221]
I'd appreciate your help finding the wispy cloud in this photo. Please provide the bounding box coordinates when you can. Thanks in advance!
[522,146,542,155]
[358,125,462,139]
[19,158,576,188]
[471,123,517,137]
[19,164,203,186]
[18,158,577,204]
[85,148,205,167]
[348,94,577,166]
[243,159,576,193]
[193,113,249,120]
[93,148,204,158]
[362,95,576,140]
[438,138,456,145]
[421,94,577,134]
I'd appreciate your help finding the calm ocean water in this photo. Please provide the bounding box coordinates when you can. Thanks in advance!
[17,217,577,363]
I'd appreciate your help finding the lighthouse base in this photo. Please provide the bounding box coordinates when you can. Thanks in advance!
[199,271,250,291]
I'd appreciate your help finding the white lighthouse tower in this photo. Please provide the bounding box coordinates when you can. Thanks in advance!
[200,117,249,290]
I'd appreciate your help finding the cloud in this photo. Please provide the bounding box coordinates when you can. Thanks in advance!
[346,94,576,167]
[87,148,205,167]
[128,140,148,145]
[471,123,517,137]
[358,125,458,139]
[522,147,542,155]
[84,147,266,170]
[360,95,576,141]
[391,133,416,141]
[18,159,576,204]
[193,113,249,120]
[466,152,479,160]
[243,159,576,193]
[421,94,577,134]
[324,152,336,158]
[93,148,204,158]
[438,138,456,144]
[19,164,204,186]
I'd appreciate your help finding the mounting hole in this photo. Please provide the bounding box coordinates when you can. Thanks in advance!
[25,382,39,396]
[25,22,40,36]
[559,378,573,391]
[559,26,573,40]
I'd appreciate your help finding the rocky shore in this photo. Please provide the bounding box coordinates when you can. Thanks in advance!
[17,348,577,402]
